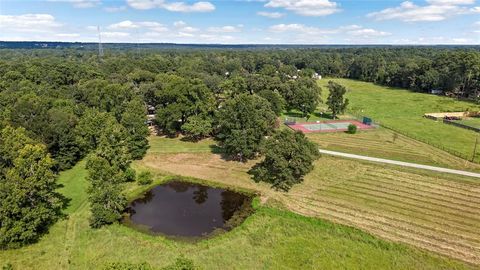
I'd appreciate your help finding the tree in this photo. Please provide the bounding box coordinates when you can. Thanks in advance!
[326,81,349,119]
[86,123,131,228]
[74,109,118,155]
[216,94,276,160]
[120,98,150,160]
[0,126,63,248]
[155,75,215,136]
[249,129,319,192]
[181,115,213,141]
[257,90,285,116]
[284,78,321,117]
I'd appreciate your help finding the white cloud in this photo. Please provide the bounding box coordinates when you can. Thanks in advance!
[163,1,215,12]
[393,36,476,44]
[177,32,195,37]
[268,23,391,43]
[126,0,215,12]
[172,21,199,32]
[427,0,474,5]
[207,25,242,33]
[0,14,62,33]
[265,0,341,16]
[257,11,285,18]
[108,20,139,30]
[269,24,335,34]
[173,21,187,27]
[126,0,162,9]
[346,28,391,37]
[47,0,100,8]
[107,20,168,32]
[368,0,478,22]
[56,33,81,37]
[101,31,130,38]
[104,6,127,12]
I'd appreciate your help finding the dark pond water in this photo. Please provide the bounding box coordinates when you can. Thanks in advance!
[125,181,253,238]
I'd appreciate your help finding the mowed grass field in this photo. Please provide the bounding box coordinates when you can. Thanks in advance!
[318,79,480,162]
[137,137,480,265]
[1,137,479,269]
[307,128,480,172]
[456,118,480,129]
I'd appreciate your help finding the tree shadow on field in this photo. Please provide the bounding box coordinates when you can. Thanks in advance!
[312,112,334,120]
[208,144,248,162]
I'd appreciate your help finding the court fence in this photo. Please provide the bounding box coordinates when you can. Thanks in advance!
[348,112,477,162]
[380,123,477,163]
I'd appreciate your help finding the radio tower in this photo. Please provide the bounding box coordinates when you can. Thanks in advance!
[97,26,104,59]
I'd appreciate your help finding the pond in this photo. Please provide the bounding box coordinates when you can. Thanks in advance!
[124,181,253,238]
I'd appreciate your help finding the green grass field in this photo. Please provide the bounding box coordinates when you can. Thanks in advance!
[1,137,478,269]
[307,128,480,172]
[455,118,480,129]
[317,79,480,162]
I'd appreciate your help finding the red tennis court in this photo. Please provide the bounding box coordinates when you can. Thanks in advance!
[287,119,375,133]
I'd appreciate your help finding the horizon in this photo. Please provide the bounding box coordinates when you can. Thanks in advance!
[1,41,480,47]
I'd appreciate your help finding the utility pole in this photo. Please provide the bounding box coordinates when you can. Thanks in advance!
[97,26,104,60]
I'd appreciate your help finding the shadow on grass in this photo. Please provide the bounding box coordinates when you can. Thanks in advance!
[208,144,251,163]
[312,112,334,120]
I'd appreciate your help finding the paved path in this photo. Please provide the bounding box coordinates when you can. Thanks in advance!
[319,149,480,179]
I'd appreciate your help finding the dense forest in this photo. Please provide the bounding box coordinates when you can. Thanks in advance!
[0,46,479,248]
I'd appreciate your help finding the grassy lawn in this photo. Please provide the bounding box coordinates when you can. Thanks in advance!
[2,137,479,269]
[317,78,480,162]
[307,128,480,172]
[456,118,480,129]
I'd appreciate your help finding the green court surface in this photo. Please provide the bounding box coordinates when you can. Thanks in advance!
[304,122,351,131]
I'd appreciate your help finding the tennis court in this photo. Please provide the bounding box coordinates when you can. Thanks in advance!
[287,119,375,133]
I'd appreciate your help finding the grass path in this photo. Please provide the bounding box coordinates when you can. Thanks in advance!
[318,149,480,178]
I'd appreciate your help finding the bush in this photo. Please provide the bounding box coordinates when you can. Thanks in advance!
[103,262,153,270]
[162,256,196,270]
[125,168,136,182]
[137,171,153,185]
[347,124,357,134]
[2,263,14,270]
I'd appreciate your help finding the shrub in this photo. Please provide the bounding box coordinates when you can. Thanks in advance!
[103,262,153,270]
[125,168,136,182]
[137,171,153,185]
[162,256,196,270]
[347,124,357,134]
[2,263,14,270]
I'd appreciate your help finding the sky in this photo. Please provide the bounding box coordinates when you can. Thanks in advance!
[0,0,479,44]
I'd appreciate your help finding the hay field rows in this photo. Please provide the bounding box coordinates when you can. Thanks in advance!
[137,137,480,265]
[307,128,480,172]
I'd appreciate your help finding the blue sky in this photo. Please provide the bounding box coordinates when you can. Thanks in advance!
[0,0,479,44]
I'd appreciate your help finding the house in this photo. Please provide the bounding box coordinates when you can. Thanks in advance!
[147,104,155,115]
[312,73,321,80]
